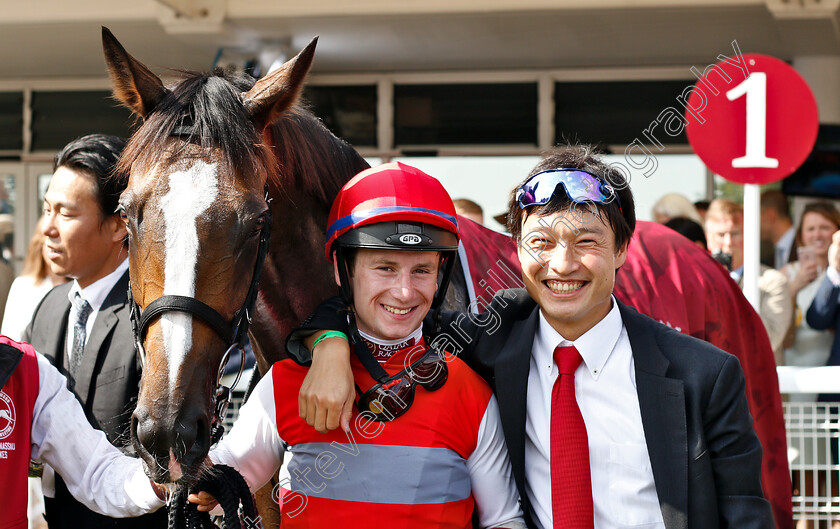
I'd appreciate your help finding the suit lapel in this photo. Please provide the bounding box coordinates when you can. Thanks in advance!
[620,302,687,529]
[75,272,129,402]
[46,296,71,374]
[494,305,539,512]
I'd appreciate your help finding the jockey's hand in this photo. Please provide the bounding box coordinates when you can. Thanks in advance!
[188,491,219,512]
[299,331,354,433]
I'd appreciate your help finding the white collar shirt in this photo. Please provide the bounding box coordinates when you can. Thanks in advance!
[525,296,664,529]
[65,258,129,361]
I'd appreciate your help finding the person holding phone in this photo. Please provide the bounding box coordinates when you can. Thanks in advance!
[782,201,840,369]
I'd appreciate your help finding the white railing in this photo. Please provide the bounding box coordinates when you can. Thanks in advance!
[778,367,840,526]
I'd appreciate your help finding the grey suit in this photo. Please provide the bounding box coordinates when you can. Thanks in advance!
[289,290,774,528]
[23,271,166,528]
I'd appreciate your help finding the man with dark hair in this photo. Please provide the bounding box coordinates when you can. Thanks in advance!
[663,217,707,250]
[292,145,773,528]
[22,134,167,529]
[760,190,795,269]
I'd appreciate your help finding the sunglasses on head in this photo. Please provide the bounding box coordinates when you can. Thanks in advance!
[356,345,448,422]
[515,169,621,211]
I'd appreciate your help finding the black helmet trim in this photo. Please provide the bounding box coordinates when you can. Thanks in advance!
[334,221,459,254]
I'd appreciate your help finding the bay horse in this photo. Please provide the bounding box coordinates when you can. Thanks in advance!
[102,28,369,487]
[100,28,790,527]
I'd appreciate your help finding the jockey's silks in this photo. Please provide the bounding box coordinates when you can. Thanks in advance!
[271,338,493,528]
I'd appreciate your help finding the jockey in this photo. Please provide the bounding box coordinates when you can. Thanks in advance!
[192,162,525,528]
[0,338,163,528]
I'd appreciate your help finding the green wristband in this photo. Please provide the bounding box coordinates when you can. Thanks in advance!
[312,331,348,349]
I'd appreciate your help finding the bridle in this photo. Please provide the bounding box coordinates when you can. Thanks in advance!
[128,189,272,444]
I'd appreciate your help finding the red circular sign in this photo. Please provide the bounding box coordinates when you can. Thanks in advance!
[685,54,819,185]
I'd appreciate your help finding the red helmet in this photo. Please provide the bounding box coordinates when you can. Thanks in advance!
[325,162,460,261]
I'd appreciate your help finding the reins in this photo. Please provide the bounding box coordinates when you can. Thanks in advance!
[166,465,259,529]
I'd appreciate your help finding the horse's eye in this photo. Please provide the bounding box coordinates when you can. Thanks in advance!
[118,207,129,224]
[255,214,267,231]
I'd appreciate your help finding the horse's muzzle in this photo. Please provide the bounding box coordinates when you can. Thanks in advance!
[131,406,211,484]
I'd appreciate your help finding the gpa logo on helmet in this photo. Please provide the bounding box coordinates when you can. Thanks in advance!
[399,234,423,245]
[0,391,15,440]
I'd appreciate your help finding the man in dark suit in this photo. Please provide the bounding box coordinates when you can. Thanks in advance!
[22,134,167,528]
[292,145,774,528]
[807,228,840,385]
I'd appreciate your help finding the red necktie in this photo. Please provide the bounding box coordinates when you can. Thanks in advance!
[550,345,594,528]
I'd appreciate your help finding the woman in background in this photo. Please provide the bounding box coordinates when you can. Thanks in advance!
[1,216,68,341]
[783,201,840,369]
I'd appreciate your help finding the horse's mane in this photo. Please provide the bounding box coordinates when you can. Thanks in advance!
[116,68,367,208]
[267,108,370,205]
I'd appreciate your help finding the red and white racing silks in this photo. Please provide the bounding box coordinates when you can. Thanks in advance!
[211,336,524,528]
[0,339,38,529]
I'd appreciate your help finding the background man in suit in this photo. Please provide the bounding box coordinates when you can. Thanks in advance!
[760,190,795,270]
[292,145,774,528]
[22,134,167,528]
[705,198,792,365]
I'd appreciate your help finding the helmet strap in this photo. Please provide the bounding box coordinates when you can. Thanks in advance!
[429,251,457,333]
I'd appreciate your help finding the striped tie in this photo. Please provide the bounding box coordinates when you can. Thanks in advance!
[70,292,93,377]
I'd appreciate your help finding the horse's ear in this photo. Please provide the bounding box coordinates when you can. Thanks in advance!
[101,26,168,118]
[241,37,318,128]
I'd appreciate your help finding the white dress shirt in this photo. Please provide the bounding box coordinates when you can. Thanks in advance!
[65,258,129,361]
[1,276,54,342]
[525,296,664,529]
[29,352,163,516]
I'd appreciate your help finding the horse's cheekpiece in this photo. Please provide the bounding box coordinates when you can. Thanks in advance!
[128,186,272,444]
[356,346,449,422]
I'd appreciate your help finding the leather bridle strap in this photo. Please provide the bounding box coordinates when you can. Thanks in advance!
[128,189,271,371]
[139,295,233,344]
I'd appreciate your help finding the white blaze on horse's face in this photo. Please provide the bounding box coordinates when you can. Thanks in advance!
[159,160,220,390]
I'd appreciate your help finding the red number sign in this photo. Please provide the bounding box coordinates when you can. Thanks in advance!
[685,54,819,185]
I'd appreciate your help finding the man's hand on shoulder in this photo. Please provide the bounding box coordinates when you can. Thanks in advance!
[298,331,355,433]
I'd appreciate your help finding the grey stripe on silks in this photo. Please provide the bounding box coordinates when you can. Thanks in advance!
[284,442,471,504]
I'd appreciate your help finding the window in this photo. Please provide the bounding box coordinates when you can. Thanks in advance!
[394,83,537,147]
[555,80,691,147]
[305,85,377,147]
[30,91,134,151]
[0,92,23,151]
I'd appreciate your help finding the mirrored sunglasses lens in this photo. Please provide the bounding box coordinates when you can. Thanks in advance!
[518,170,611,207]
[362,378,416,421]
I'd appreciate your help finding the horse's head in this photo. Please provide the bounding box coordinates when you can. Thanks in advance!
[101,28,316,483]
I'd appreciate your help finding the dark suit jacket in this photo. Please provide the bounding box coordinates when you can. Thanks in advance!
[288,291,774,529]
[806,274,840,367]
[22,271,166,528]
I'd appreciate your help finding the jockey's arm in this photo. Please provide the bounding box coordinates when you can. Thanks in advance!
[286,295,499,433]
[31,353,164,516]
[207,365,286,495]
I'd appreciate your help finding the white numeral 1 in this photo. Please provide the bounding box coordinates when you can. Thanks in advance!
[726,72,779,168]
